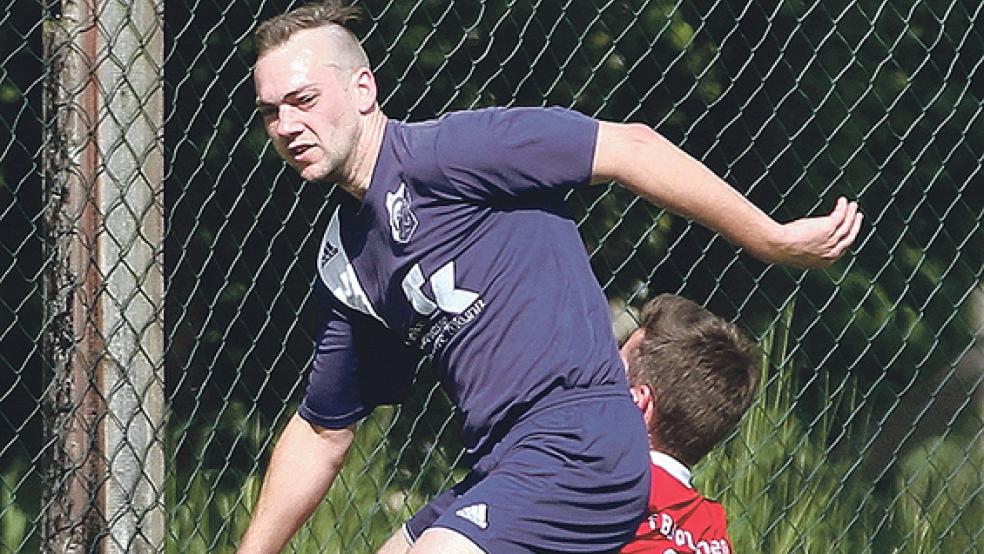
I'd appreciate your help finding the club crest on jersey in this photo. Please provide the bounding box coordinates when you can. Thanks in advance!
[385,182,418,244]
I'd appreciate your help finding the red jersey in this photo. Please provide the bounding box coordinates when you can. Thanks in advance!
[621,452,733,554]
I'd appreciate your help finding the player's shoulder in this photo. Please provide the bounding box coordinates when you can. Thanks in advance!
[690,487,730,533]
[457,104,589,123]
[699,492,729,522]
[379,118,444,190]
[391,107,508,135]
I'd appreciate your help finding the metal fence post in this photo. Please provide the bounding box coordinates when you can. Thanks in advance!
[41,0,164,552]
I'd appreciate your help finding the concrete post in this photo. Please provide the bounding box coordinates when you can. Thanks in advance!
[42,0,164,551]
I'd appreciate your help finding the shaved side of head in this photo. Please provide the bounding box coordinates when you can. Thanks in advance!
[255,1,369,70]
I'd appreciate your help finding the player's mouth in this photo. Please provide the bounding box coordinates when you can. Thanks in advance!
[288,143,315,160]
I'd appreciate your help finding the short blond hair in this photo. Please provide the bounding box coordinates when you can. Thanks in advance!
[255,0,368,67]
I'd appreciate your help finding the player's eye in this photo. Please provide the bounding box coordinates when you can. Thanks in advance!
[296,94,317,108]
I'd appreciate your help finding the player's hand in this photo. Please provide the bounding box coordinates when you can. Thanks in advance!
[774,197,863,269]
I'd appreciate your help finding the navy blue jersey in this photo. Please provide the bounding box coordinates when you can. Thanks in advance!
[299,107,630,454]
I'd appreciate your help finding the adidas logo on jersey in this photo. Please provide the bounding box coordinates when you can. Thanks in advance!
[455,503,488,529]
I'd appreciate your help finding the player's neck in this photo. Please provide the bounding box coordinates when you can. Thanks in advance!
[338,109,388,201]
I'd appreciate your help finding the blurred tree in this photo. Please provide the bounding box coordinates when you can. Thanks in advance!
[0,0,45,476]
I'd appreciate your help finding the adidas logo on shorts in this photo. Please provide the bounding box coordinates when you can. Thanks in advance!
[455,503,488,529]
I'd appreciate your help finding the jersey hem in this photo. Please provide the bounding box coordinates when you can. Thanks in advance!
[297,401,368,430]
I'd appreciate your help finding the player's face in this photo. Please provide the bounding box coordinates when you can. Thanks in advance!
[254,29,361,182]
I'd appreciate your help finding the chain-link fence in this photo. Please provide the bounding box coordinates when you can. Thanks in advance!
[2,0,982,551]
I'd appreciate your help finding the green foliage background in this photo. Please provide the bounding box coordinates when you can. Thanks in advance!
[0,0,981,551]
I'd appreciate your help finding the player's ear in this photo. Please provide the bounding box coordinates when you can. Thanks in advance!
[629,384,655,429]
[351,67,378,114]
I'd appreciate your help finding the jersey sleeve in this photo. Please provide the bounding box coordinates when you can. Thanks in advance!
[298,281,421,429]
[431,106,599,201]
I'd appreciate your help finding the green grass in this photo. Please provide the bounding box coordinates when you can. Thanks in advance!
[0,458,33,554]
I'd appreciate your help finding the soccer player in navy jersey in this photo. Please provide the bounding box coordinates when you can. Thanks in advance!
[240,2,862,553]
[617,294,757,554]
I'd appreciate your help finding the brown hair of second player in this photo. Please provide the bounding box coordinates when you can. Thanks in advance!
[627,294,759,467]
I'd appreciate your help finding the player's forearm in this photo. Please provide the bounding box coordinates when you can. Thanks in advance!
[592,121,784,263]
[238,415,354,554]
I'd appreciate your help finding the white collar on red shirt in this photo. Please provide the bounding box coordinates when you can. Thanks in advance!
[650,451,693,489]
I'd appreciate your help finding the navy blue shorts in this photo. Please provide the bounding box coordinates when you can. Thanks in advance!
[405,387,650,553]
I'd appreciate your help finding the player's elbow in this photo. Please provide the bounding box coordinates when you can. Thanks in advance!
[284,414,355,468]
[593,122,665,184]
[622,121,660,142]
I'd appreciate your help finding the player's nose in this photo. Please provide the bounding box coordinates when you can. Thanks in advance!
[275,105,304,137]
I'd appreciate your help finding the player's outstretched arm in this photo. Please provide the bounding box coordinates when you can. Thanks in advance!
[238,415,355,553]
[592,121,862,269]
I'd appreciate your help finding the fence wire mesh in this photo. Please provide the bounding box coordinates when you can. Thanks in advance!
[1,0,982,552]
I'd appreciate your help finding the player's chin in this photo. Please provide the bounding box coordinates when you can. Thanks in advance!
[297,162,330,182]
[288,158,325,181]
